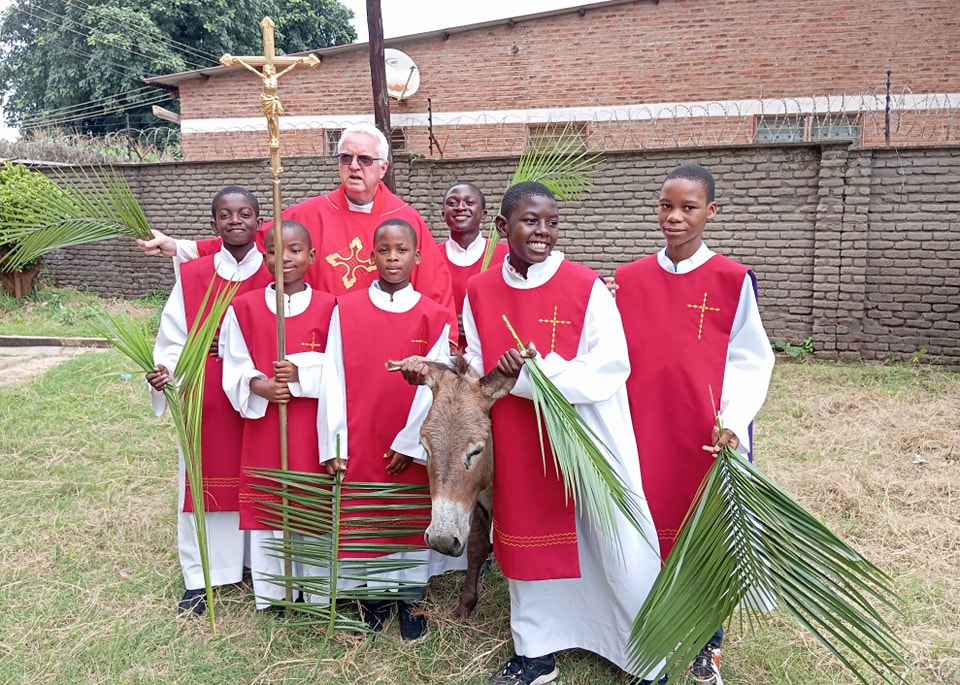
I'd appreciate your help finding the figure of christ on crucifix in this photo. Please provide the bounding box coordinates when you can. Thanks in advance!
[220,17,320,153]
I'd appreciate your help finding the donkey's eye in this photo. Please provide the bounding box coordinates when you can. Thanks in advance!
[464,443,484,469]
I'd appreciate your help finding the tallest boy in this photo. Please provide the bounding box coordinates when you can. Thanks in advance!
[139,123,456,342]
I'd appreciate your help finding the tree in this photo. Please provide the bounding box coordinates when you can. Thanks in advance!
[0,0,356,136]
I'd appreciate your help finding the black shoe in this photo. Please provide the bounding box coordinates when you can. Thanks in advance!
[634,676,669,685]
[689,643,722,684]
[398,601,427,641]
[359,599,392,632]
[178,588,207,616]
[488,653,558,685]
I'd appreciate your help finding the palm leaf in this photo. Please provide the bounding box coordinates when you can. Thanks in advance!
[502,315,655,551]
[480,123,603,270]
[627,417,909,684]
[0,165,153,271]
[92,277,241,634]
[246,466,433,632]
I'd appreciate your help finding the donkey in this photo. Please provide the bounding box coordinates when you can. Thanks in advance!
[386,354,515,618]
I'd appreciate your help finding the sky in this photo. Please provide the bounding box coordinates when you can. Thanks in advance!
[0,0,605,142]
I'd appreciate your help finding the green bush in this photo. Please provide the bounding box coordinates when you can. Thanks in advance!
[0,162,59,270]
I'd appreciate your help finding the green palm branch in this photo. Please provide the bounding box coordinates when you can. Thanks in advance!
[502,315,655,551]
[627,416,909,684]
[93,277,241,634]
[480,123,603,270]
[245,466,433,633]
[0,165,152,271]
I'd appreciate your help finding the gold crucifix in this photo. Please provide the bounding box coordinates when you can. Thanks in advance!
[686,291,721,340]
[220,17,319,605]
[538,305,572,354]
[220,17,319,178]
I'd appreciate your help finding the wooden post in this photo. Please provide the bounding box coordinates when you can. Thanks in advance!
[366,0,395,191]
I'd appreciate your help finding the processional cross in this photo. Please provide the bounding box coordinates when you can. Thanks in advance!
[221,17,319,603]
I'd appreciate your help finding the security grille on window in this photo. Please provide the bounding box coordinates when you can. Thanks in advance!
[390,127,406,151]
[325,129,344,156]
[755,113,861,144]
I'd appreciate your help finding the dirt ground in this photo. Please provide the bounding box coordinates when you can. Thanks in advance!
[0,342,109,389]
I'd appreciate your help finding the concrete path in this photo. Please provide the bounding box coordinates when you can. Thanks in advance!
[0,336,112,389]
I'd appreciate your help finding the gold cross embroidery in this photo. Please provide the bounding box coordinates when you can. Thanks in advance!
[325,236,376,289]
[686,291,720,340]
[300,330,324,351]
[410,337,429,354]
[538,305,572,354]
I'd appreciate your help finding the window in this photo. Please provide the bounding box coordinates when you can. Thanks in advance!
[755,113,861,144]
[325,128,343,156]
[526,122,589,152]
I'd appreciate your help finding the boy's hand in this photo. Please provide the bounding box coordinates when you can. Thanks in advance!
[398,359,431,386]
[384,449,413,476]
[274,359,298,383]
[702,426,740,454]
[136,229,177,258]
[209,332,220,356]
[146,365,171,391]
[324,459,347,475]
[496,343,536,378]
[250,377,291,404]
[603,275,619,297]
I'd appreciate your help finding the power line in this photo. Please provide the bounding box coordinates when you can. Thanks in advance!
[20,93,173,130]
[20,86,160,124]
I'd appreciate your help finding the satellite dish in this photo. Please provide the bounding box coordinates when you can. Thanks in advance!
[384,48,420,100]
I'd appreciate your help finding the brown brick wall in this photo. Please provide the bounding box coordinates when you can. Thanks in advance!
[173,0,960,160]
[42,143,960,366]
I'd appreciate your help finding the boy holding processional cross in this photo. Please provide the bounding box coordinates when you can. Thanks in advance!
[147,185,272,616]
[219,220,336,610]
[453,181,664,684]
[316,218,466,640]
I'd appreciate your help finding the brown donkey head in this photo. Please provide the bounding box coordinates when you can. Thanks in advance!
[387,355,515,557]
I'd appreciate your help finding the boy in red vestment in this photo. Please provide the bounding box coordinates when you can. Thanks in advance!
[219,221,337,609]
[439,181,509,351]
[317,218,466,640]
[615,164,775,685]
[147,186,272,616]
[461,181,664,685]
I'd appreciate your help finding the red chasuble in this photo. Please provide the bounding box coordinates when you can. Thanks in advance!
[179,254,272,512]
[444,240,510,352]
[229,288,337,530]
[466,260,598,581]
[616,254,750,558]
[335,289,452,558]
[196,183,457,342]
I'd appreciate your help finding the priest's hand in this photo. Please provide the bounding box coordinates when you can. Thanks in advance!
[250,377,291,404]
[274,360,299,383]
[384,449,413,476]
[146,365,171,391]
[702,426,739,454]
[136,229,177,258]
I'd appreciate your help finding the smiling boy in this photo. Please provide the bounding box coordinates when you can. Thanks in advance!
[147,185,273,615]
[460,181,665,685]
[615,164,775,684]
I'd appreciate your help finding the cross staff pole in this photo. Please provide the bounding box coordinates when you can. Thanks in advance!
[220,17,319,604]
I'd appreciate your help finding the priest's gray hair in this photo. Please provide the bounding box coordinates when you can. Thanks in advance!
[338,123,389,160]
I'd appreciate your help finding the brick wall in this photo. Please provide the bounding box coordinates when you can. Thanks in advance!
[43,143,960,366]
[170,0,960,160]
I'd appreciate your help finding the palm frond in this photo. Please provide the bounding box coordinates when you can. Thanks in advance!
[627,419,909,684]
[247,466,433,631]
[502,315,654,550]
[0,165,152,271]
[92,277,241,634]
[481,123,603,270]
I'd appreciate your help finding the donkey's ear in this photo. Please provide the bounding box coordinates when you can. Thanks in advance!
[386,357,451,388]
[478,367,517,403]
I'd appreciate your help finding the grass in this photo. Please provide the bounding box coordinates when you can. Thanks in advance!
[1,287,958,684]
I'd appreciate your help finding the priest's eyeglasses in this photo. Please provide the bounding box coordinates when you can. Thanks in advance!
[338,153,382,167]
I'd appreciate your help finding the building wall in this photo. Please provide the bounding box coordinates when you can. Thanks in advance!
[172,0,960,160]
[43,143,960,366]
